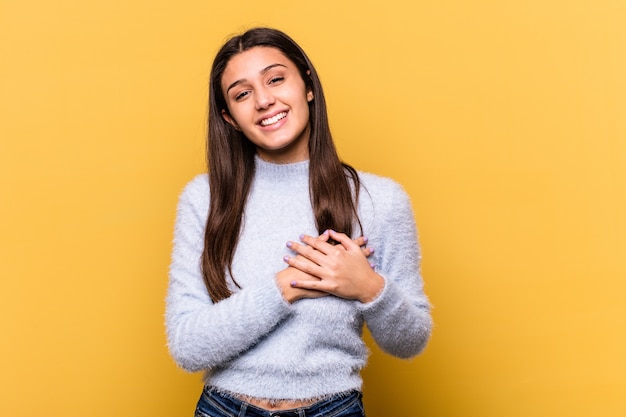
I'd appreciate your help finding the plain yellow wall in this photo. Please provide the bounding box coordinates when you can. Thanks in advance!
[1,0,625,416]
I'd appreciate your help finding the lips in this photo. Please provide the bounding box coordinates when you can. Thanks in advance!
[259,111,288,127]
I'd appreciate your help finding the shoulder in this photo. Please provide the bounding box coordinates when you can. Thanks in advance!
[355,170,415,225]
[181,173,209,195]
[178,173,209,203]
[357,170,411,204]
[355,171,419,249]
[175,173,210,220]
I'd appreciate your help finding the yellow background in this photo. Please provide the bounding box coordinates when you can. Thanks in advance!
[1,0,625,415]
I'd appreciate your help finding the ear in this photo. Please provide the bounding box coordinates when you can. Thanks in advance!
[305,70,314,102]
[221,109,241,131]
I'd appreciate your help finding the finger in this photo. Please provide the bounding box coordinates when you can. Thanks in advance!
[285,240,324,263]
[352,235,368,247]
[351,235,373,258]
[290,278,329,293]
[327,229,359,251]
[317,230,331,242]
[297,234,336,256]
[289,284,329,299]
[283,253,324,276]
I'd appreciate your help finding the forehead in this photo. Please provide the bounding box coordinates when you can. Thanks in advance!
[221,47,295,86]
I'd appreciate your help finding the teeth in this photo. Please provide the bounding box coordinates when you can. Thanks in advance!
[260,112,287,126]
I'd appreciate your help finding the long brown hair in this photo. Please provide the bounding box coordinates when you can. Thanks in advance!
[202,27,361,302]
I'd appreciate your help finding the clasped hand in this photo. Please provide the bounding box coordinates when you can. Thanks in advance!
[276,229,384,304]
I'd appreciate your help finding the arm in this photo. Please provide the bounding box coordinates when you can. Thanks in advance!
[285,182,431,359]
[278,234,373,303]
[285,231,382,303]
[165,179,292,372]
[358,183,432,358]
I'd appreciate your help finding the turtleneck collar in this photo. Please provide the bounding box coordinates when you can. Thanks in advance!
[254,154,310,183]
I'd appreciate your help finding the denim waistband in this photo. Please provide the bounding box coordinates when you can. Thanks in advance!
[197,386,364,417]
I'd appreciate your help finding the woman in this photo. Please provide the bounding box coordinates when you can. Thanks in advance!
[166,27,432,417]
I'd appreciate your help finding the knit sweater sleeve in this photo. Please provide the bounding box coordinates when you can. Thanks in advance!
[165,176,292,373]
[358,179,432,359]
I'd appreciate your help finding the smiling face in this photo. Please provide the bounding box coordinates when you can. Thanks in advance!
[220,46,314,164]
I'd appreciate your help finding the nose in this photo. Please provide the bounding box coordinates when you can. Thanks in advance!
[254,86,275,110]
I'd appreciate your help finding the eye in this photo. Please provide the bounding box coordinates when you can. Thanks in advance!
[234,90,250,101]
[269,76,284,85]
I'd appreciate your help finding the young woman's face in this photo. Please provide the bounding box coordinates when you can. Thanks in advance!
[220,46,314,164]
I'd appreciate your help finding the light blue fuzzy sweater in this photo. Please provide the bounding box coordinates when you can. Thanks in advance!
[166,156,431,401]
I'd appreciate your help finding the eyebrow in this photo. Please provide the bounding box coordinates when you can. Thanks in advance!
[225,63,288,93]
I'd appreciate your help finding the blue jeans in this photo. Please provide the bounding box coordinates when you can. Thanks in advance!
[195,386,366,417]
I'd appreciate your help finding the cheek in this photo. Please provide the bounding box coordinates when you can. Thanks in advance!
[226,106,248,125]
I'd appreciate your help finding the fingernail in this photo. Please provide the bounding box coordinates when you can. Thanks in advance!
[323,229,329,235]
[369,262,376,270]
[286,241,293,248]
[290,281,297,287]
[299,234,305,240]
[363,236,368,244]
[369,247,375,254]
[283,256,290,263]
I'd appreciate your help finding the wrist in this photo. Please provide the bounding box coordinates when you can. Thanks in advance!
[359,272,385,303]
[275,269,294,303]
